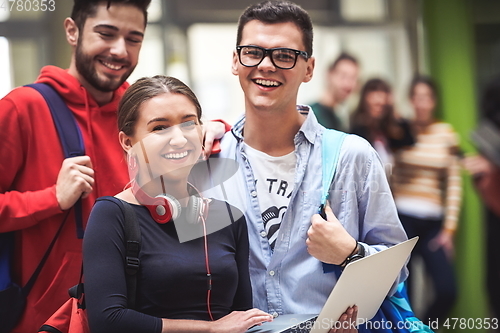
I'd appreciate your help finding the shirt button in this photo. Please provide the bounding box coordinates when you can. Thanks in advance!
[260,231,267,237]
[251,190,257,197]
[272,312,279,318]
[269,270,275,276]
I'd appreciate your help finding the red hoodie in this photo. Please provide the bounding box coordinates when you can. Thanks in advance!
[0,66,130,332]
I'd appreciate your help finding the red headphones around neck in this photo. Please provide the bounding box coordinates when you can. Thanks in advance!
[131,181,209,224]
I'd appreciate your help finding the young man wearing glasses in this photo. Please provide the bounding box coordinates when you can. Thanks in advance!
[193,1,408,331]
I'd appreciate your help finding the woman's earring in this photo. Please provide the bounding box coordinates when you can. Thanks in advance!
[199,144,206,161]
[128,153,139,180]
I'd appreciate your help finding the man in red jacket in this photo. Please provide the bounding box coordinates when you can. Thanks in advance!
[0,1,151,331]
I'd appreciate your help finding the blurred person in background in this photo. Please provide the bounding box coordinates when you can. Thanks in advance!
[309,53,359,131]
[463,75,500,322]
[350,78,414,175]
[392,75,461,326]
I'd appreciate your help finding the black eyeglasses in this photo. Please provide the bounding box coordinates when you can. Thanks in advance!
[236,45,309,70]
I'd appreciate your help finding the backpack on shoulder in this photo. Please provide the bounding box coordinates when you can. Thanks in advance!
[0,83,85,333]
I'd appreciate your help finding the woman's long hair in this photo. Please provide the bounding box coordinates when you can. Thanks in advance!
[350,78,403,144]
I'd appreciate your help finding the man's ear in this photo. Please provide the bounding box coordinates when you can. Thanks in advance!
[231,50,239,76]
[119,131,133,153]
[303,56,315,83]
[64,17,79,47]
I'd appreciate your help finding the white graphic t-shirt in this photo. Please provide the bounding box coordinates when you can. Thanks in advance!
[244,143,296,249]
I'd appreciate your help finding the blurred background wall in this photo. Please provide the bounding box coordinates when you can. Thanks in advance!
[1,0,499,331]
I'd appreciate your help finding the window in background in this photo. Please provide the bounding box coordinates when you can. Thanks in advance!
[164,26,190,86]
[188,23,241,124]
[0,37,12,98]
[127,0,165,85]
[340,0,387,22]
[0,6,10,22]
[10,39,39,87]
[148,0,163,22]
[128,25,165,85]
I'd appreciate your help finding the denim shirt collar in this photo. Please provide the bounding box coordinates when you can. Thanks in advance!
[230,105,320,146]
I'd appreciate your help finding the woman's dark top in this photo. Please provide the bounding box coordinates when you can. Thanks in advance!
[350,118,415,151]
[83,196,252,333]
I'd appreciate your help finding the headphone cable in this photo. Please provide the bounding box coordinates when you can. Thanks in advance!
[200,214,214,321]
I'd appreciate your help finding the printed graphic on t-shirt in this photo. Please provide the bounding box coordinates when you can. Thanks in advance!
[244,144,296,250]
[262,205,286,247]
[256,178,293,248]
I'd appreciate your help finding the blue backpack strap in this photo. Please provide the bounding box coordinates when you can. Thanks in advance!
[25,83,85,157]
[25,83,86,239]
[320,129,347,274]
[321,129,347,205]
[0,233,15,289]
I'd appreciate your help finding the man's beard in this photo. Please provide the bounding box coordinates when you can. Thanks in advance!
[75,40,135,93]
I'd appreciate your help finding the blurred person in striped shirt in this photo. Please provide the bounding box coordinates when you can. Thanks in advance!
[391,75,461,326]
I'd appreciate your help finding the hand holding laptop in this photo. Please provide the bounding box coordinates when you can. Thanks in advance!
[329,306,358,333]
[247,238,417,333]
[306,203,361,333]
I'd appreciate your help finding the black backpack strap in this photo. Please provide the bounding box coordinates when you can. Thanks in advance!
[25,83,86,239]
[97,197,141,309]
[23,209,72,296]
[121,200,141,309]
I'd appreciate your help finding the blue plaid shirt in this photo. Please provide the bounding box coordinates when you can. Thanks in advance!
[190,106,408,316]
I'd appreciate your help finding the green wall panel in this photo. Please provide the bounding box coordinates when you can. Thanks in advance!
[422,0,489,332]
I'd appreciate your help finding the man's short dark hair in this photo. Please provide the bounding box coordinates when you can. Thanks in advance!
[328,52,358,72]
[71,0,151,31]
[236,0,313,57]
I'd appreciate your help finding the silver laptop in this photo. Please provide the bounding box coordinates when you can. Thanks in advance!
[247,237,418,333]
